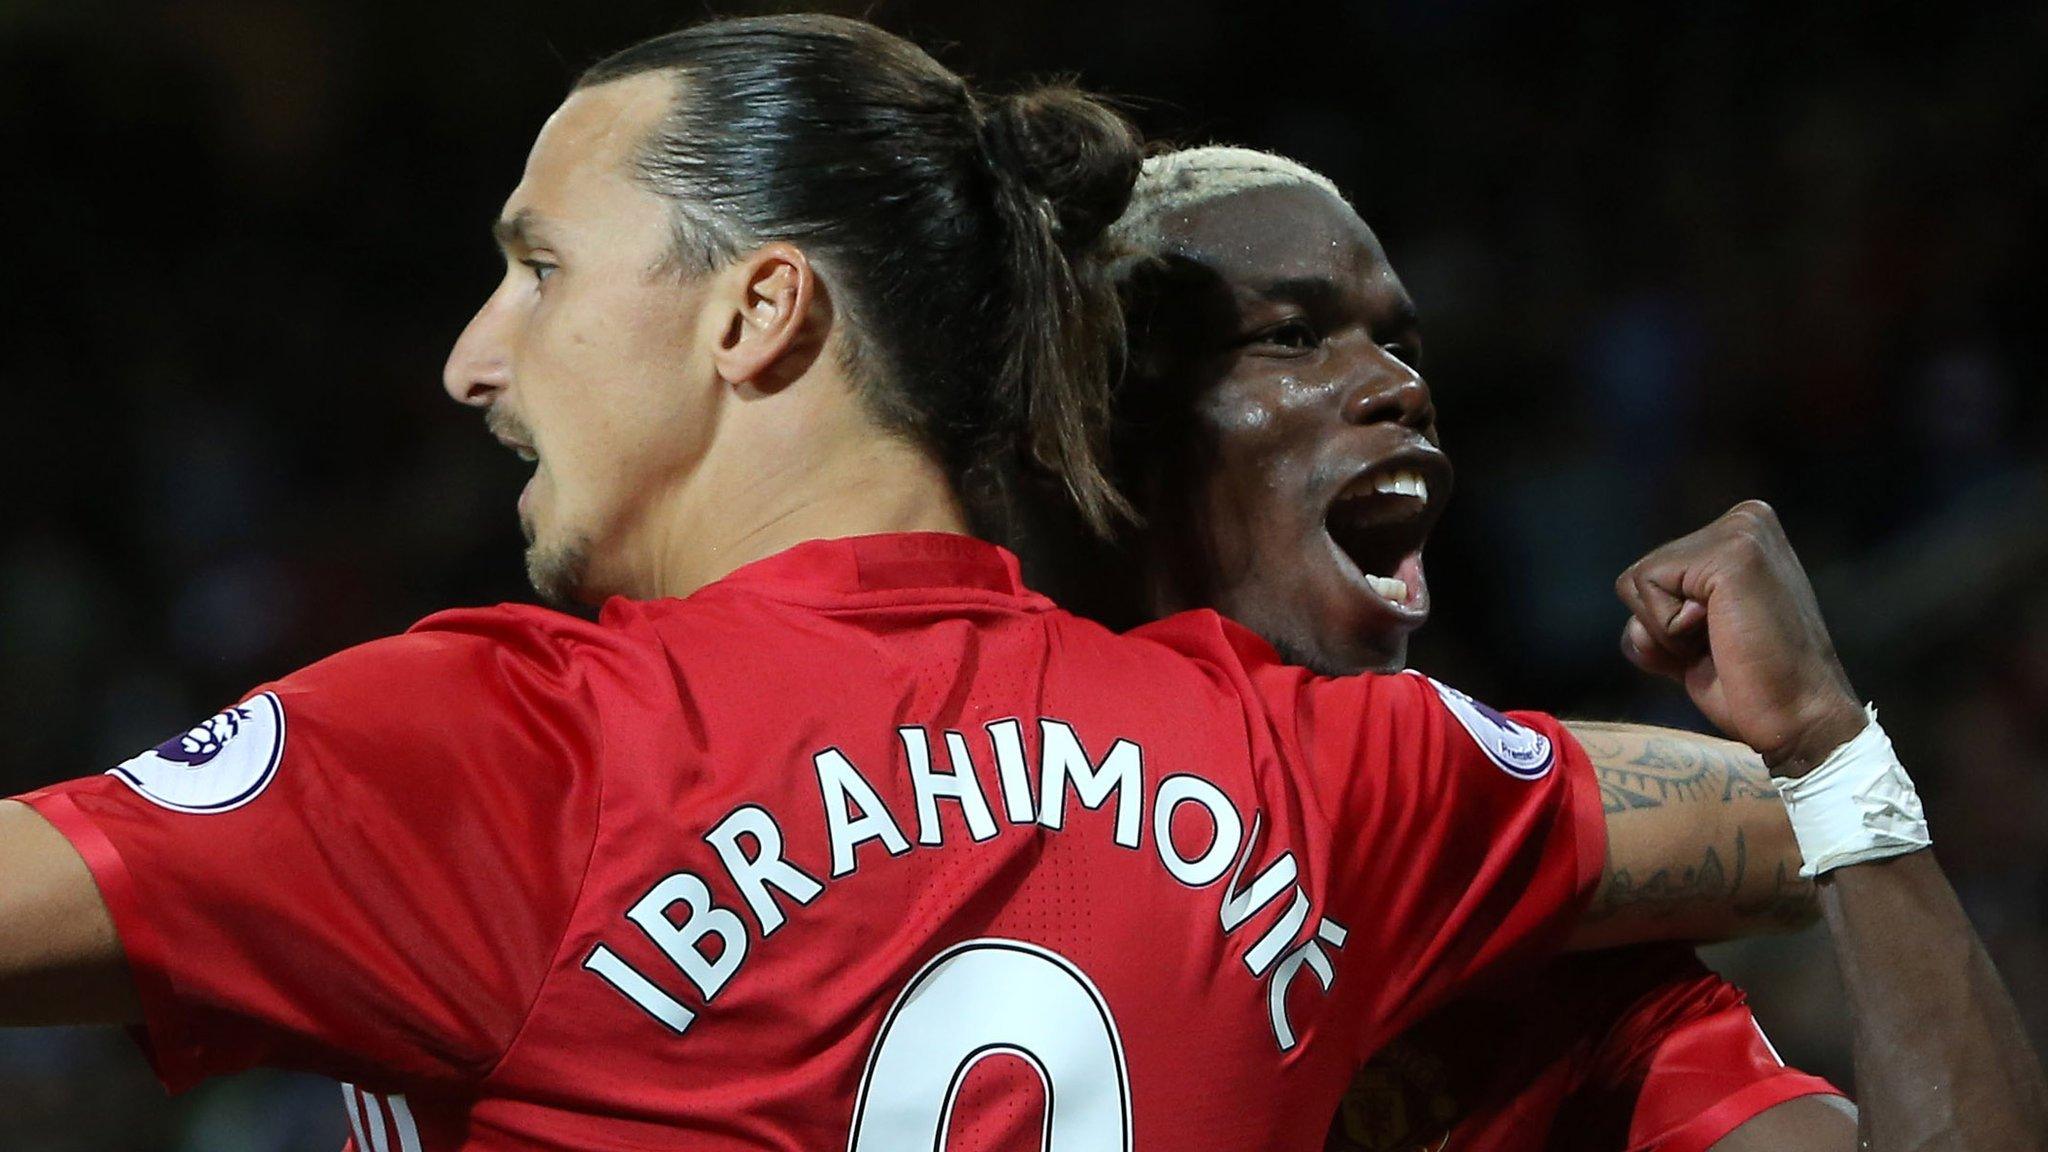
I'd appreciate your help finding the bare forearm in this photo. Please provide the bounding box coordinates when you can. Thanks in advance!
[0,800,138,1026]
[1599,504,2048,1148]
[1566,722,1815,951]
[1822,850,2048,1152]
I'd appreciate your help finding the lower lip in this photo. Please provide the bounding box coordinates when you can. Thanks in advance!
[1386,551,1429,616]
[1328,535,1430,624]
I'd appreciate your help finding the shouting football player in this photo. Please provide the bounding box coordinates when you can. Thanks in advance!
[0,16,2014,1149]
[1090,145,2048,1151]
[0,15,1811,1150]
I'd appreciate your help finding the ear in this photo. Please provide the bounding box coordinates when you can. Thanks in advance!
[710,242,818,392]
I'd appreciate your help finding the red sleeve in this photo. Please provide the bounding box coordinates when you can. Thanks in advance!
[1256,655,1607,1059]
[13,606,608,1093]
[1576,951,1843,1152]
[1344,948,1843,1152]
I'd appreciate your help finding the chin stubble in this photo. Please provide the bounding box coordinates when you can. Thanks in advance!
[526,533,594,608]
[1267,625,1408,679]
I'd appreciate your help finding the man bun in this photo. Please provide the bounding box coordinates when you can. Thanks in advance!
[970,83,1142,536]
[585,16,1139,538]
[981,86,1143,252]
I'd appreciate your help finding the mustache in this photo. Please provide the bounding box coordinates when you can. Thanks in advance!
[485,404,535,449]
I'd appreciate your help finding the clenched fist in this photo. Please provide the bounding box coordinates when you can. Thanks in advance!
[1615,501,1867,777]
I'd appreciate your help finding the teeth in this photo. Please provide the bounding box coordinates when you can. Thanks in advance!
[1365,574,1409,602]
[1370,469,1429,500]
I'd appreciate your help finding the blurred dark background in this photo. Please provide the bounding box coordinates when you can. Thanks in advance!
[2,0,2044,1146]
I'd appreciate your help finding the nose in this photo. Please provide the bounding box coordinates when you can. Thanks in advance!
[1340,350,1434,432]
[442,297,512,408]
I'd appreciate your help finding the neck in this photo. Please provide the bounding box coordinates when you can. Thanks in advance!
[644,432,971,599]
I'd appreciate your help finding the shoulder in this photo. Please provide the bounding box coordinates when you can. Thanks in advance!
[1122,609,1327,702]
[408,600,636,662]
[1125,610,1453,718]
[254,602,666,764]
[96,604,630,822]
[283,602,652,694]
[1124,607,1281,666]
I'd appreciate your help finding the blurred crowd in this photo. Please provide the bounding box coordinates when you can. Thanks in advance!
[1,0,2042,1147]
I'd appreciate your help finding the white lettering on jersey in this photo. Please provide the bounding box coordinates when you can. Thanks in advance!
[816,747,913,877]
[1212,814,1346,1035]
[109,691,286,814]
[583,944,696,1035]
[900,727,999,846]
[1036,719,1143,849]
[627,872,747,1002]
[705,805,823,937]
[985,717,1037,822]
[1266,918,1349,1052]
[590,715,1344,1054]
[1218,813,1297,936]
[1152,773,1243,887]
[1245,888,1311,977]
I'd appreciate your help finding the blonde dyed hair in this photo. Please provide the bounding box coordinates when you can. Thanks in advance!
[1107,146,1345,274]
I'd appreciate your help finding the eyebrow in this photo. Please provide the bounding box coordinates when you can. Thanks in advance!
[491,208,552,253]
[1254,275,1344,310]
[1255,275,1421,329]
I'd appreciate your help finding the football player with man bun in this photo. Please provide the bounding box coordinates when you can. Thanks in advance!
[0,15,1866,1151]
[1086,145,2048,1151]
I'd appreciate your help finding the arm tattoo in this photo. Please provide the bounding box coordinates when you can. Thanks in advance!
[1585,828,1811,928]
[1571,722,1816,931]
[1572,726,1778,815]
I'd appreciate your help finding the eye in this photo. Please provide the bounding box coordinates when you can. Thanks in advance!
[522,258,558,283]
[1252,318,1321,352]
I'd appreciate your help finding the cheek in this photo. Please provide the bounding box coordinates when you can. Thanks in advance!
[533,284,695,433]
[1193,469,1294,589]
[1201,379,1322,494]
[581,315,716,498]
[1195,514,1321,647]
[1207,434,1321,541]
[1210,390,1281,438]
[524,285,620,378]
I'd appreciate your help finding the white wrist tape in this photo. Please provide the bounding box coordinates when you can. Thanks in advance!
[1771,705,1932,878]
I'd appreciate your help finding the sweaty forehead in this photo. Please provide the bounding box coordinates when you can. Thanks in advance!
[1154,182,1396,302]
[503,72,675,226]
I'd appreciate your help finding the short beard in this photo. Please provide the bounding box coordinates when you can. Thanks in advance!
[525,533,594,607]
[1268,628,1408,679]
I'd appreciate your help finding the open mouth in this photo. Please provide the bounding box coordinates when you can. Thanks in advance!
[1324,457,1449,619]
[485,406,539,463]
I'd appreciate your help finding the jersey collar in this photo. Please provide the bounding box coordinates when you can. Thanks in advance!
[707,532,1039,601]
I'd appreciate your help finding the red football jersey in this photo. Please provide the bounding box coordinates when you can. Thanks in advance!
[19,533,1605,1152]
[1327,945,1842,1152]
